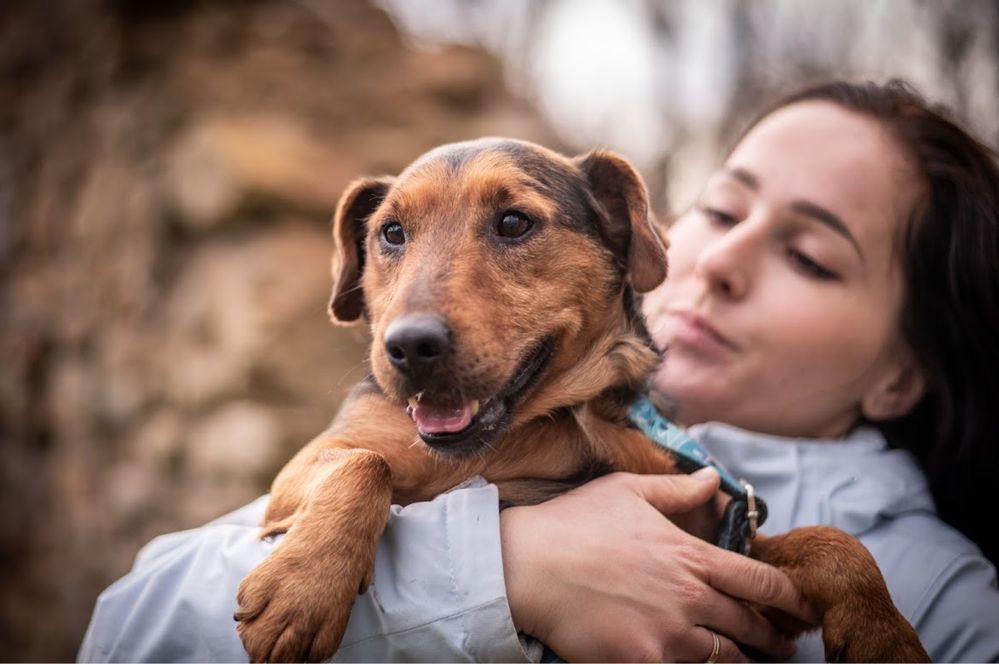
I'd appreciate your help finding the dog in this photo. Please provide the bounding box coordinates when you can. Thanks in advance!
[234,138,929,662]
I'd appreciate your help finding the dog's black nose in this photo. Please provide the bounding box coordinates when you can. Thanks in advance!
[384,314,451,384]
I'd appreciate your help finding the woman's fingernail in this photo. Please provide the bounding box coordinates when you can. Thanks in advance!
[691,467,718,482]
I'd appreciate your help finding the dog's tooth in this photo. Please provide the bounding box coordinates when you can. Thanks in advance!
[470,400,480,416]
[408,397,419,409]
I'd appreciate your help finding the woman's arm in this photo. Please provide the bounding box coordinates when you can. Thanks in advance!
[501,469,814,663]
[79,471,814,663]
[914,552,999,662]
[78,480,528,663]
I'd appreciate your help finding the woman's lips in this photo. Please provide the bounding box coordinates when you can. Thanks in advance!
[669,310,739,353]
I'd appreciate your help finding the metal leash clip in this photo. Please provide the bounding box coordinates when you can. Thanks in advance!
[742,480,759,540]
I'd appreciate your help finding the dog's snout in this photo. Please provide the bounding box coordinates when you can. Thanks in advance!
[384,315,451,385]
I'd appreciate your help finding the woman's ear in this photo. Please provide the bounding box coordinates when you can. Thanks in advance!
[861,353,927,421]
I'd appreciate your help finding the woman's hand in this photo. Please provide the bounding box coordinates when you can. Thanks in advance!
[500,469,817,662]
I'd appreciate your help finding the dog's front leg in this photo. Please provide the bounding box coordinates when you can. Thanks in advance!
[751,528,929,662]
[236,445,392,663]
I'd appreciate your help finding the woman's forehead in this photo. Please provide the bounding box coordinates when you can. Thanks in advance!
[725,101,922,244]
[731,102,900,184]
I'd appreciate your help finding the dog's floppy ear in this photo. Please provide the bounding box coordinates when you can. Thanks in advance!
[329,176,393,324]
[575,151,667,293]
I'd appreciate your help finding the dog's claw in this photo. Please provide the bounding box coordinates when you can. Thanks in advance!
[236,538,367,663]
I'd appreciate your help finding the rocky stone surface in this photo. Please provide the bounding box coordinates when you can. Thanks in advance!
[0,0,559,659]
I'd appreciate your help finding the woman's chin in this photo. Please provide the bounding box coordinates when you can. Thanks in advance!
[655,357,733,397]
[652,380,732,427]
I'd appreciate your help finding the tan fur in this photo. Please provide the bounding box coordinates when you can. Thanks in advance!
[235,138,928,663]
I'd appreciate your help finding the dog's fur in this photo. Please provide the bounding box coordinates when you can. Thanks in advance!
[234,138,929,662]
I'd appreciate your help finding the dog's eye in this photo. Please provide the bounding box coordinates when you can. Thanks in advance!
[382,222,406,246]
[497,211,533,239]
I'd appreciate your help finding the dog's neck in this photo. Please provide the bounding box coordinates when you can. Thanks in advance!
[511,287,660,430]
[477,319,660,489]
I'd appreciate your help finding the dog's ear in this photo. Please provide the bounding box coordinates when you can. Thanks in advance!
[329,176,393,324]
[575,151,667,293]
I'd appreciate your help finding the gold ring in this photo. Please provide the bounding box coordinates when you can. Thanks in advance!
[705,630,721,663]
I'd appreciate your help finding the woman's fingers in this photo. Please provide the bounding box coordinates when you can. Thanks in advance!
[679,626,747,664]
[622,468,722,514]
[619,470,818,625]
[701,543,820,625]
[693,588,798,659]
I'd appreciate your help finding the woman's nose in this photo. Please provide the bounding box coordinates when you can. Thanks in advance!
[693,223,758,300]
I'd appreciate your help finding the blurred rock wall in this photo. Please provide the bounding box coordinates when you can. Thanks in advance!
[0,1,557,659]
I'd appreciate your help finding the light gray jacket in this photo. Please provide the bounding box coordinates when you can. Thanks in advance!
[78,426,999,662]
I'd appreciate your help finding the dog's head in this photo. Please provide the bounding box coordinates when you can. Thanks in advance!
[329,138,667,456]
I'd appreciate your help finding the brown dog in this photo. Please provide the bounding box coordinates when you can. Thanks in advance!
[234,138,929,662]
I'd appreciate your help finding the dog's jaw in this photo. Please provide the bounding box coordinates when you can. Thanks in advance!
[406,336,556,458]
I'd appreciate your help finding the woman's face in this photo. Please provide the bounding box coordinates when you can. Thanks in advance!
[643,100,925,438]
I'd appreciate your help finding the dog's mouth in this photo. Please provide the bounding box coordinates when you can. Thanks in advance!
[407,337,555,456]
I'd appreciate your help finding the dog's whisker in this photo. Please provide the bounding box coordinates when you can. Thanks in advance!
[337,282,365,297]
[331,361,373,394]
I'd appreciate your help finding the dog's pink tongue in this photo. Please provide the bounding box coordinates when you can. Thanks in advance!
[409,402,474,435]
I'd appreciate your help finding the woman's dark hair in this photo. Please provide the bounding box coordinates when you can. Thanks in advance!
[760,80,999,567]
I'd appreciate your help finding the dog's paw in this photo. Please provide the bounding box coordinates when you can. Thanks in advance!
[820,602,929,663]
[235,546,359,663]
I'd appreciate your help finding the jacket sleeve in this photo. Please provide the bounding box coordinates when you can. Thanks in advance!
[910,551,999,663]
[77,479,530,663]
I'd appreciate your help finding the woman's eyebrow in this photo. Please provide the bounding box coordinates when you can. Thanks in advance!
[724,166,759,190]
[790,200,864,262]
[723,166,864,262]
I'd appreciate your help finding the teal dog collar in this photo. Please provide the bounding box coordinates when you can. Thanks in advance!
[628,394,767,555]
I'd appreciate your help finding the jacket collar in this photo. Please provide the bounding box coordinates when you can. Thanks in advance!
[688,422,936,536]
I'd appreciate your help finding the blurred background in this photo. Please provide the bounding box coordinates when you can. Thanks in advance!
[1,0,996,660]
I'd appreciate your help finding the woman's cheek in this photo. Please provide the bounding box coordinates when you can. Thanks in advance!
[642,283,682,343]
[770,299,884,375]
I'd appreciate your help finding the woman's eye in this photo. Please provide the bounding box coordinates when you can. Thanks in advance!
[700,206,738,227]
[496,211,534,239]
[382,221,405,246]
[788,248,837,280]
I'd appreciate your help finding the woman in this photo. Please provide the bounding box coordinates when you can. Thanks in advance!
[79,80,999,662]
[500,80,999,662]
